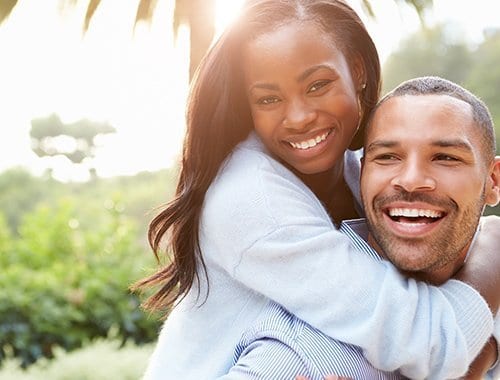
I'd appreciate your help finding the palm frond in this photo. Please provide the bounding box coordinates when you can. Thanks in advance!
[83,0,101,31]
[0,0,18,25]
[135,0,159,24]
[173,0,189,39]
[360,0,375,19]
[395,0,433,25]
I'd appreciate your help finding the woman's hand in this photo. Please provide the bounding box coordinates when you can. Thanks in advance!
[461,337,498,379]
[296,375,352,380]
[454,215,500,313]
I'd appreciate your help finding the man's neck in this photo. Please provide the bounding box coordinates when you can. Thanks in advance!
[367,232,470,286]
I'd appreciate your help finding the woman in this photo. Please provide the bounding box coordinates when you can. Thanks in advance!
[135,1,500,379]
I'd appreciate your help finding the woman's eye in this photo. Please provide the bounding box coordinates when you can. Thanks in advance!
[308,80,330,93]
[257,96,280,105]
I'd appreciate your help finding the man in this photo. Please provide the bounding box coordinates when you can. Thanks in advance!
[222,76,500,379]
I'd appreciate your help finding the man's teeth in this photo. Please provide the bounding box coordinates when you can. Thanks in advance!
[388,208,442,218]
[289,131,329,150]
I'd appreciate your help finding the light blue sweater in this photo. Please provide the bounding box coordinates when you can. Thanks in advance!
[143,132,494,380]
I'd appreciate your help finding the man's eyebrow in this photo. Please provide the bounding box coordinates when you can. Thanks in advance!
[364,139,475,153]
[431,139,474,152]
[364,140,398,153]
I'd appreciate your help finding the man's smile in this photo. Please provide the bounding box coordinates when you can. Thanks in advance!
[378,201,449,238]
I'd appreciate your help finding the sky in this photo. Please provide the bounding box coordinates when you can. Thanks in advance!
[1,0,499,181]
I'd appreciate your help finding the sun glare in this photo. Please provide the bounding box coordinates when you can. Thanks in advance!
[0,0,189,182]
[215,0,245,36]
[1,0,498,182]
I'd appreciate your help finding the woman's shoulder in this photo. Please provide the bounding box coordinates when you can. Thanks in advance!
[201,133,329,233]
[212,132,310,199]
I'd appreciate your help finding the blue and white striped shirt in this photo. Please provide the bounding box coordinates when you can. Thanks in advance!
[221,219,404,380]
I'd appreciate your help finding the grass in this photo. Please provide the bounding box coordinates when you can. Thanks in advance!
[0,339,154,380]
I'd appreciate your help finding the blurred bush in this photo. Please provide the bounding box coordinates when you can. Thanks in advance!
[0,168,175,367]
[0,339,154,380]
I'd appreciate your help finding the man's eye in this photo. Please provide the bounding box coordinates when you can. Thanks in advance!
[434,154,459,162]
[257,96,280,105]
[371,154,400,165]
[374,154,398,161]
[308,80,331,93]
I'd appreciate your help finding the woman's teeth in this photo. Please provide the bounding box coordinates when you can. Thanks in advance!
[288,131,330,150]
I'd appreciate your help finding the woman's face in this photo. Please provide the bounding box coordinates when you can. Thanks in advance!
[242,21,362,175]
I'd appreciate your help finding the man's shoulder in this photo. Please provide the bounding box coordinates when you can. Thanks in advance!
[237,302,306,346]
[234,301,404,380]
[340,219,383,261]
[237,301,362,358]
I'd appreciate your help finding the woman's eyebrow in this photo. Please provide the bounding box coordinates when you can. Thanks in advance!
[297,64,332,82]
[248,64,333,92]
[249,82,280,92]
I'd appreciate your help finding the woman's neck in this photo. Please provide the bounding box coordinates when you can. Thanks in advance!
[297,162,359,225]
[300,163,344,204]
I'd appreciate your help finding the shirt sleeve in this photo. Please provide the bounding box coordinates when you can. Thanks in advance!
[217,339,311,380]
[202,149,494,380]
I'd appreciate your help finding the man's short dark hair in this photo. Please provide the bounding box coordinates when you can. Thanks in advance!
[367,76,496,161]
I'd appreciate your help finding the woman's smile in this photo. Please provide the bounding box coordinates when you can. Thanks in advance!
[285,128,332,150]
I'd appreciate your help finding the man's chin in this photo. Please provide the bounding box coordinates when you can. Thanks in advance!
[384,249,436,273]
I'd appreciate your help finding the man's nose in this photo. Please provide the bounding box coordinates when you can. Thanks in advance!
[390,160,436,193]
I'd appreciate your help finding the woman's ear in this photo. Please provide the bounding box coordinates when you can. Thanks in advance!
[352,54,366,93]
[348,55,366,151]
[485,157,500,207]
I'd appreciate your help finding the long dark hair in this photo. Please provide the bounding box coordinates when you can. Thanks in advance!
[133,0,381,313]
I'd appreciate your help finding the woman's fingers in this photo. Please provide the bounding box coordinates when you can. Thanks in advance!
[296,375,353,380]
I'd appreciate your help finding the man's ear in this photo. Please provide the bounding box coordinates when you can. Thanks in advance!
[484,156,500,206]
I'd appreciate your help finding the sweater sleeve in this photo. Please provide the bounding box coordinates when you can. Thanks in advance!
[486,313,500,380]
[201,148,494,380]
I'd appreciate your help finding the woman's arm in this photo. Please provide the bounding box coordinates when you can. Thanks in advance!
[455,216,500,380]
[204,148,496,379]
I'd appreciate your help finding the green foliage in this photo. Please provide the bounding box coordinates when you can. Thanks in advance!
[0,167,177,367]
[465,30,500,154]
[0,197,162,367]
[0,339,154,380]
[382,24,473,93]
[0,168,61,232]
[0,167,176,241]
[30,113,116,180]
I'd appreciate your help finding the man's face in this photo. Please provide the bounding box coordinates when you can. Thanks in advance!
[361,94,499,280]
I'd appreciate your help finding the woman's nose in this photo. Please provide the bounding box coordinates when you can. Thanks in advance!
[283,98,317,130]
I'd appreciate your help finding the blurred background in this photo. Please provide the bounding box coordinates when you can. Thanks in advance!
[0,0,499,378]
